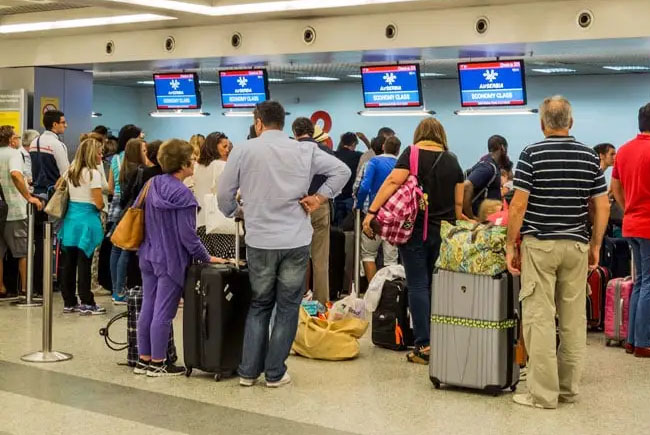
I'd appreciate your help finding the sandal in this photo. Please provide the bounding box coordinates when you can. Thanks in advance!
[407,346,430,365]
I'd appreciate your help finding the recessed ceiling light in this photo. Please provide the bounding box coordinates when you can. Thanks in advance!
[531,68,577,74]
[137,80,155,85]
[420,73,446,77]
[296,76,340,82]
[109,0,423,17]
[0,14,175,34]
[199,80,217,84]
[603,66,650,71]
[347,74,362,79]
[268,78,285,82]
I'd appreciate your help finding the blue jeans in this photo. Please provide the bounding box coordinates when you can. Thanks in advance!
[238,245,310,382]
[628,238,650,348]
[110,246,131,298]
[398,222,442,348]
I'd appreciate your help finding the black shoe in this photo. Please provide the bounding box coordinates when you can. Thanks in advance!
[133,358,149,375]
[146,360,186,377]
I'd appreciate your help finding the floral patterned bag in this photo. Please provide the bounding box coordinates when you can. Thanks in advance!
[436,220,507,276]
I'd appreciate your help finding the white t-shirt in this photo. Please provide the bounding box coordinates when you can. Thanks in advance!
[193,160,226,227]
[0,146,28,221]
[68,168,103,204]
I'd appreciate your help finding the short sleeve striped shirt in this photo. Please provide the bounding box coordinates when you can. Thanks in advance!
[513,136,608,243]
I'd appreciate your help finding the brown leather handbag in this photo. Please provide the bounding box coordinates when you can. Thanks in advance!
[110,180,151,251]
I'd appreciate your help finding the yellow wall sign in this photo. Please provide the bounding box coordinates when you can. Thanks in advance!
[0,111,21,134]
[40,97,60,127]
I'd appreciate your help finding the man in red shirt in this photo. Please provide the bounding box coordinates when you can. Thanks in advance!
[611,102,650,358]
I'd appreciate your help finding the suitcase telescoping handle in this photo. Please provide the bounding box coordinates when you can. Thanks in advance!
[234,217,243,271]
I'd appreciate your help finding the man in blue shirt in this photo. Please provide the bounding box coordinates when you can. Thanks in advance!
[356,136,401,281]
[463,135,509,220]
[218,101,350,388]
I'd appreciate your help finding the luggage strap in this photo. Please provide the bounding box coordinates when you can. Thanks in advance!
[430,314,516,330]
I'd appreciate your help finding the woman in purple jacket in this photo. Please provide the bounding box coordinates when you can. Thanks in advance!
[135,138,223,377]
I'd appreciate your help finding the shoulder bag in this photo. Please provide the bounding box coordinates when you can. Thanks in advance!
[44,174,69,219]
[110,179,151,251]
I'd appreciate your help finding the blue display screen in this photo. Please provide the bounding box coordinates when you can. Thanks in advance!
[220,69,269,108]
[458,60,527,107]
[153,73,200,110]
[361,64,422,108]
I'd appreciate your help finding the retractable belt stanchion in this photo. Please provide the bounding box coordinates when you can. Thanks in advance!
[354,209,361,294]
[21,221,72,363]
[16,203,42,308]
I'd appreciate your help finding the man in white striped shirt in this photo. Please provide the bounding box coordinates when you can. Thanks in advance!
[506,96,609,409]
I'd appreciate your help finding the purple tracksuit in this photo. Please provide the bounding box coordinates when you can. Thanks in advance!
[137,174,210,360]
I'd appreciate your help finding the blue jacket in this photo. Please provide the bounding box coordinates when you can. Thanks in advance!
[356,154,397,210]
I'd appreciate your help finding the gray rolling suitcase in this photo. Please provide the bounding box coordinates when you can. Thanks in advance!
[429,269,520,395]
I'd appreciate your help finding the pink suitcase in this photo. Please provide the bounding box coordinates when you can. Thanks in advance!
[604,277,633,347]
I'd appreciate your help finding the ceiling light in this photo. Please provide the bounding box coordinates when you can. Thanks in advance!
[531,68,576,74]
[138,79,215,85]
[137,80,154,85]
[358,109,436,117]
[602,66,650,71]
[91,112,102,118]
[199,80,217,84]
[347,74,362,79]
[268,78,285,82]
[0,14,175,34]
[454,108,538,116]
[420,73,446,77]
[150,111,210,117]
[297,76,340,82]
[109,0,422,17]
[222,111,255,117]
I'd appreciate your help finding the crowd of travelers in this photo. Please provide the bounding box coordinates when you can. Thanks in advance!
[1,97,648,407]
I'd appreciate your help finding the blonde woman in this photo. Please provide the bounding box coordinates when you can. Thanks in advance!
[58,137,106,315]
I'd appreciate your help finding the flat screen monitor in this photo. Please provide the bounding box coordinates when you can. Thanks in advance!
[457,60,527,107]
[361,64,423,108]
[153,72,201,110]
[219,69,270,108]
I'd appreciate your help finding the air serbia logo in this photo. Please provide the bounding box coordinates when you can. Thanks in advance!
[234,76,253,94]
[170,79,181,90]
[483,69,498,82]
[383,72,397,85]
[479,69,503,89]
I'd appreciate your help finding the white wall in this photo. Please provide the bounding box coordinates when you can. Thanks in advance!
[93,73,650,169]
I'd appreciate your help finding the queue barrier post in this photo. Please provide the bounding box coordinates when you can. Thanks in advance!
[21,221,72,363]
[15,203,42,308]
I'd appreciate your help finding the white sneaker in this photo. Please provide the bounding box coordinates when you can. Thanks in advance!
[512,393,550,409]
[239,376,259,387]
[266,372,291,388]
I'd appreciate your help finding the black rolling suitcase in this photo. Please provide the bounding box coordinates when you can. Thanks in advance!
[372,278,414,350]
[183,223,251,381]
[329,227,346,301]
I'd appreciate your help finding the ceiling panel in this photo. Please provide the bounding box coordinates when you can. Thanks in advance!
[0,0,89,15]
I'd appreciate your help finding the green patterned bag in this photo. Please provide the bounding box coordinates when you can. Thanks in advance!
[435,220,507,276]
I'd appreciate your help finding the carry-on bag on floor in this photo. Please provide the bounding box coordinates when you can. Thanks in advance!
[429,269,520,395]
[604,277,633,347]
[372,278,414,350]
[183,222,251,381]
[98,286,177,366]
[587,266,609,331]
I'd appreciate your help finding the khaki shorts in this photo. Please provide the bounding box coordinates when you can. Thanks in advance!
[0,219,28,259]
[361,232,399,265]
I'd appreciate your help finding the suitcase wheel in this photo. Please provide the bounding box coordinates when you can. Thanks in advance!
[214,373,222,382]
[510,385,517,392]
[185,367,192,377]
[605,340,612,347]
[430,377,441,390]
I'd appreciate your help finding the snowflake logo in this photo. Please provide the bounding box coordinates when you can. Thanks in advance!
[383,72,397,85]
[483,69,499,82]
[237,76,248,87]
[170,79,180,90]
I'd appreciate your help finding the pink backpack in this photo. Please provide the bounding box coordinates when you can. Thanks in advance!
[374,146,442,245]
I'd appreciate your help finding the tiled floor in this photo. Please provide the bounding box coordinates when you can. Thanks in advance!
[1,295,649,435]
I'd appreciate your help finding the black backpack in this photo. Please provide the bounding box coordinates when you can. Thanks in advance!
[372,279,414,351]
